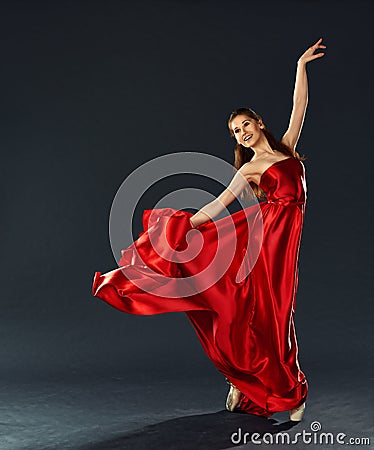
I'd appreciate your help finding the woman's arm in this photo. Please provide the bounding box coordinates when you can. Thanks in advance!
[281,38,326,150]
[190,165,251,228]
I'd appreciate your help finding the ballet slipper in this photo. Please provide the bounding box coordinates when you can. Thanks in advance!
[289,402,306,421]
[225,382,242,412]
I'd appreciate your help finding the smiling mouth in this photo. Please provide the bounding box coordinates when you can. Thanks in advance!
[244,134,253,142]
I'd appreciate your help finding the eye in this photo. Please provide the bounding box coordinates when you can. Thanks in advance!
[234,129,240,134]
[244,121,250,126]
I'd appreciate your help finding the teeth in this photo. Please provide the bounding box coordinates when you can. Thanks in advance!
[244,135,253,141]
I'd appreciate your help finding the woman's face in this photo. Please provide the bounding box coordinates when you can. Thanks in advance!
[230,114,263,148]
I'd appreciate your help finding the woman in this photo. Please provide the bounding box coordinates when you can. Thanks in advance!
[92,38,326,421]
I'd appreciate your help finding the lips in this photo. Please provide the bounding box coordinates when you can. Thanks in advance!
[243,134,253,142]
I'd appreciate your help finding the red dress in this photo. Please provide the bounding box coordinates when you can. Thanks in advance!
[92,156,308,417]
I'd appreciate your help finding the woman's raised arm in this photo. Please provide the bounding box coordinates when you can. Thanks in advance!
[281,38,326,150]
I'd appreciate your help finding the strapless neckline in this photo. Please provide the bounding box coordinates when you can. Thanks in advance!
[259,157,294,186]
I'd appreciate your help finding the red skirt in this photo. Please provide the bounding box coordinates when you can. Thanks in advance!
[92,206,308,417]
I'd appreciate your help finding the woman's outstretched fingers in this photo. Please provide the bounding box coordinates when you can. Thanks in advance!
[315,37,325,45]
[298,38,327,64]
[313,37,327,50]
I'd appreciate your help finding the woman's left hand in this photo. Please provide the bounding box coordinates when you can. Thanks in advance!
[298,38,326,64]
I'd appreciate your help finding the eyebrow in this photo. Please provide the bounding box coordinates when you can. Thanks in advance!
[233,119,250,129]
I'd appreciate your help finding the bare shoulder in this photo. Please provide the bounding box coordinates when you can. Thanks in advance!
[239,152,293,184]
[237,161,257,182]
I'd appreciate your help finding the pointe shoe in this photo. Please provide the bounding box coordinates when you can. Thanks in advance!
[289,402,306,421]
[225,382,242,412]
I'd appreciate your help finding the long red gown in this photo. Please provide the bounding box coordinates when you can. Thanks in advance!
[92,156,308,417]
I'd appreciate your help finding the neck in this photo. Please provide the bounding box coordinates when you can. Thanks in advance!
[249,136,275,159]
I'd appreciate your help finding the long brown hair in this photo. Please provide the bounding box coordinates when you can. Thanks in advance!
[228,107,306,201]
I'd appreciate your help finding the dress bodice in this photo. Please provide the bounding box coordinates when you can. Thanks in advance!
[259,157,306,205]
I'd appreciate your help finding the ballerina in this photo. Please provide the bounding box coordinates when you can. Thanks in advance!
[92,38,326,421]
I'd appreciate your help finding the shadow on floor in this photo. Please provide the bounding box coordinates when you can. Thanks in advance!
[78,409,298,450]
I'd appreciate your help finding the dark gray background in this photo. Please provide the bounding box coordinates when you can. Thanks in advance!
[0,1,373,449]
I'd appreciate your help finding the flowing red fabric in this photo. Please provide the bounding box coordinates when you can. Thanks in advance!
[92,157,308,417]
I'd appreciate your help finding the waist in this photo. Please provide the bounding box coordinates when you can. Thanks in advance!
[267,199,305,206]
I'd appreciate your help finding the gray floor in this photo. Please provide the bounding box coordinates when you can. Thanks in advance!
[1,363,372,450]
